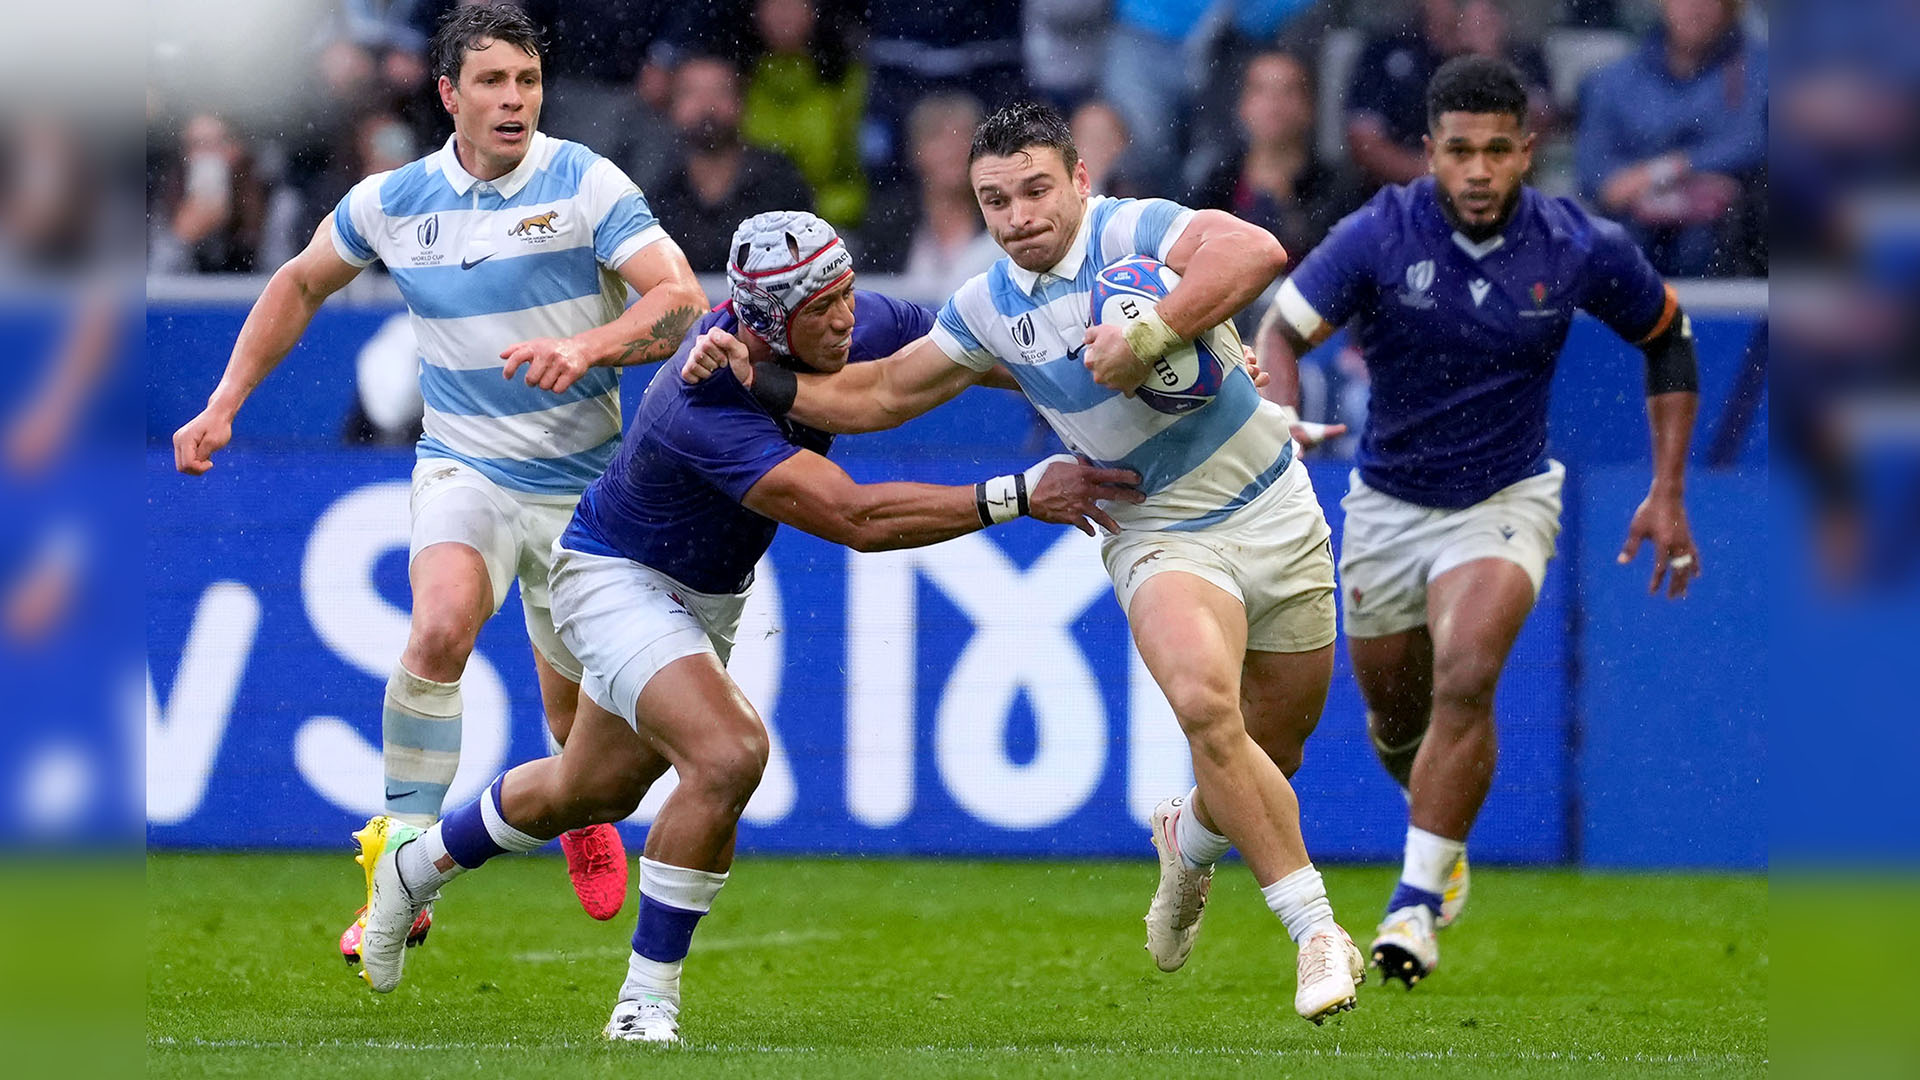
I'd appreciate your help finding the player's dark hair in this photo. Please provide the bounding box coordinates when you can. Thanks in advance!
[1425,55,1528,131]
[430,1,545,86]
[969,102,1079,172]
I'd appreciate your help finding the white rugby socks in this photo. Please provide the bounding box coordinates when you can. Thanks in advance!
[1173,789,1232,870]
[1262,864,1338,944]
[1401,826,1466,896]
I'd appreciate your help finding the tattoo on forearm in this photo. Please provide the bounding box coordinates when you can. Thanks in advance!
[613,304,700,366]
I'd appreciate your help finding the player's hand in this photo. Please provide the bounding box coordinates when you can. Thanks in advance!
[1618,490,1702,598]
[501,337,594,393]
[172,406,234,475]
[1288,418,1347,450]
[1024,454,1144,536]
[682,327,752,386]
[1081,324,1150,396]
[1274,404,1345,451]
[1241,345,1271,390]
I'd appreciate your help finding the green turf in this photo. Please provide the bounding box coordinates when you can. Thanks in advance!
[147,854,1765,1078]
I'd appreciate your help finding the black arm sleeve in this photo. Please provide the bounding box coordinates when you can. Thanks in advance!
[748,361,798,416]
[1640,305,1700,396]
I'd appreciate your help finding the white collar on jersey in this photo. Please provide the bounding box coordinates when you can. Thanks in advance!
[1451,231,1507,261]
[435,131,550,199]
[1004,201,1096,296]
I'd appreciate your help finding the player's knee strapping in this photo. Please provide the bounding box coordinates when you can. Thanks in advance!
[382,664,463,826]
[1367,712,1428,757]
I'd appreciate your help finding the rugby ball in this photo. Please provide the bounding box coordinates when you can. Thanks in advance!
[1088,255,1240,415]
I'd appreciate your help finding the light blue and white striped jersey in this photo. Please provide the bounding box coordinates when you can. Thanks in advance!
[331,132,667,498]
[930,195,1296,532]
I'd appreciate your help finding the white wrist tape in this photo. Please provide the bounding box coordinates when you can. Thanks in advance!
[975,453,1078,527]
[975,473,1026,526]
[1277,405,1338,448]
[1123,310,1182,366]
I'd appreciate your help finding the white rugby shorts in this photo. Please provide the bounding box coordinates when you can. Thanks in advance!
[1102,456,1337,654]
[1338,460,1565,640]
[548,544,745,727]
[408,458,583,681]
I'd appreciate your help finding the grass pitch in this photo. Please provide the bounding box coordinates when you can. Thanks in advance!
[147,854,1764,1078]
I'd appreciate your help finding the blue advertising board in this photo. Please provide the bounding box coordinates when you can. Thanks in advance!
[140,295,1766,867]
[145,449,1571,863]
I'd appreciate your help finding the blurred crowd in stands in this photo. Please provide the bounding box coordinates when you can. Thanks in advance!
[145,0,1770,285]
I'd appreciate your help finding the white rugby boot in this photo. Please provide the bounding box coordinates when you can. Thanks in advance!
[1371,904,1441,988]
[1295,924,1366,1024]
[605,997,681,1045]
[1144,797,1213,972]
[351,815,433,993]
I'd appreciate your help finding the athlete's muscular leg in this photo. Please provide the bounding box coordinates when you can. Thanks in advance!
[1130,572,1310,885]
[1186,643,1334,838]
[531,645,578,748]
[499,694,671,835]
[633,654,769,874]
[400,542,494,681]
[1237,644,1335,779]
[1408,559,1536,839]
[1349,628,1436,789]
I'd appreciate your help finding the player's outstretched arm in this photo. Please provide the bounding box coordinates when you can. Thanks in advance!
[173,214,363,475]
[499,238,706,392]
[742,451,1143,551]
[792,336,986,433]
[686,333,986,435]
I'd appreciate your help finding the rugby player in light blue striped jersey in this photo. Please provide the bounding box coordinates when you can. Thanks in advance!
[170,3,706,962]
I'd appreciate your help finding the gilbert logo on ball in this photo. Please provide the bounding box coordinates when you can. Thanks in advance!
[1088,255,1235,415]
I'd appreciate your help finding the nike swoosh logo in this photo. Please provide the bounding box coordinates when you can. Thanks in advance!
[461,253,495,270]
[385,788,419,801]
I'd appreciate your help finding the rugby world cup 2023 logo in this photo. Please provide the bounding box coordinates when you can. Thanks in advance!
[1013,313,1046,362]
[1398,258,1436,309]
[408,215,446,266]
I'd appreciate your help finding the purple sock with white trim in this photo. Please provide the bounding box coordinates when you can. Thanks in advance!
[396,775,545,896]
[618,857,729,1006]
